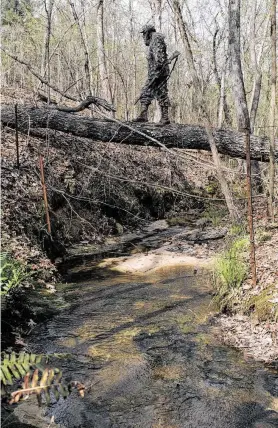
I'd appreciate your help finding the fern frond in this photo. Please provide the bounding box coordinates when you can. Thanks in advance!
[1,352,85,406]
[1,352,43,386]
[10,369,85,405]
[0,252,32,296]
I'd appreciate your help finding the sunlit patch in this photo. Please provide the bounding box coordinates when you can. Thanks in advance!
[269,397,278,411]
[133,300,166,312]
[195,333,211,345]
[152,422,179,428]
[97,252,211,276]
[88,344,112,361]
[115,327,142,341]
[179,323,197,334]
[169,294,190,300]
[59,337,78,348]
[87,326,142,361]
[75,316,134,339]
[152,364,185,381]
[145,325,161,334]
[133,301,146,309]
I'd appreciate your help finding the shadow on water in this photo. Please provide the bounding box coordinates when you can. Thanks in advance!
[5,263,278,428]
[233,402,278,427]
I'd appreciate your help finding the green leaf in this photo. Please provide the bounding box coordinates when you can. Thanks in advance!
[1,365,13,385]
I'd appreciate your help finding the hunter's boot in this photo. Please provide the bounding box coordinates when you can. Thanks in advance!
[159,105,170,125]
[133,104,149,122]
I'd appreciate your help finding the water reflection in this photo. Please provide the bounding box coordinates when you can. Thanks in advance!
[12,265,278,427]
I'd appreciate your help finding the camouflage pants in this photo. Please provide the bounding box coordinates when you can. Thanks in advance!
[140,76,170,107]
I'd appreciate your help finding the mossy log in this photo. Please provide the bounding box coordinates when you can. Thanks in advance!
[1,105,277,162]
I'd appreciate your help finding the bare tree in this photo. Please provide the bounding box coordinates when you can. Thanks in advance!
[149,0,163,31]
[171,0,199,87]
[269,0,277,220]
[248,2,270,192]
[212,26,232,127]
[68,0,92,96]
[97,0,112,102]
[229,0,256,285]
[129,0,137,120]
[41,0,55,104]
[171,0,239,221]
[249,3,269,133]
[149,0,164,122]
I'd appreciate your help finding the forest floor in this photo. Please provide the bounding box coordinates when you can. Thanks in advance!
[215,227,278,364]
[1,86,277,365]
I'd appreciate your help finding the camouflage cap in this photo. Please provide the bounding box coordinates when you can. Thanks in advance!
[140,24,156,34]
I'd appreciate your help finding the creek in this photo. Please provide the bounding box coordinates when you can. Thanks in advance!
[6,226,278,428]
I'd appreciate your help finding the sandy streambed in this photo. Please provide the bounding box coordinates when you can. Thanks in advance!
[7,260,278,428]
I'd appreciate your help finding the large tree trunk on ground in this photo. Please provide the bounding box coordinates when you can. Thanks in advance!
[1,105,276,162]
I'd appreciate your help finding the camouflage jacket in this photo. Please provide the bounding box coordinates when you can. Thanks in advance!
[147,32,170,81]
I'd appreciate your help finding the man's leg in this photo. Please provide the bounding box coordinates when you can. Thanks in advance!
[156,80,170,125]
[132,103,150,122]
[133,82,153,122]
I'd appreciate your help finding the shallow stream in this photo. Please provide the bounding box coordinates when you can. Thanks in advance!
[8,252,278,427]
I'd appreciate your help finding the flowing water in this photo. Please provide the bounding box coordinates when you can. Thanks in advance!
[8,259,278,428]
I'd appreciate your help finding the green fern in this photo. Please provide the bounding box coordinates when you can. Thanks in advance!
[0,253,32,296]
[10,368,84,406]
[1,352,85,405]
[1,352,43,386]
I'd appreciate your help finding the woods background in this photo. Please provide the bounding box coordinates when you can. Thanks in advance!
[2,0,276,132]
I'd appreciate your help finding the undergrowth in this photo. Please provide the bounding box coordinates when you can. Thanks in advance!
[243,285,278,322]
[213,232,249,312]
[0,253,32,297]
[203,203,228,226]
[213,227,277,322]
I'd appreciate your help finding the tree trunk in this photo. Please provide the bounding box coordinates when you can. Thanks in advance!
[69,0,92,96]
[229,0,256,285]
[249,2,270,193]
[249,4,269,132]
[149,0,163,31]
[213,28,232,127]
[229,0,250,131]
[97,0,111,103]
[1,105,276,162]
[269,0,277,220]
[40,0,55,104]
[149,0,163,122]
[172,0,199,87]
[172,0,238,220]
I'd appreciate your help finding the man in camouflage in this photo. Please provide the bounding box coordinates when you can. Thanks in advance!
[134,24,170,125]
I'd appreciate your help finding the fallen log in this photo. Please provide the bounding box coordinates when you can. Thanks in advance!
[1,105,277,161]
